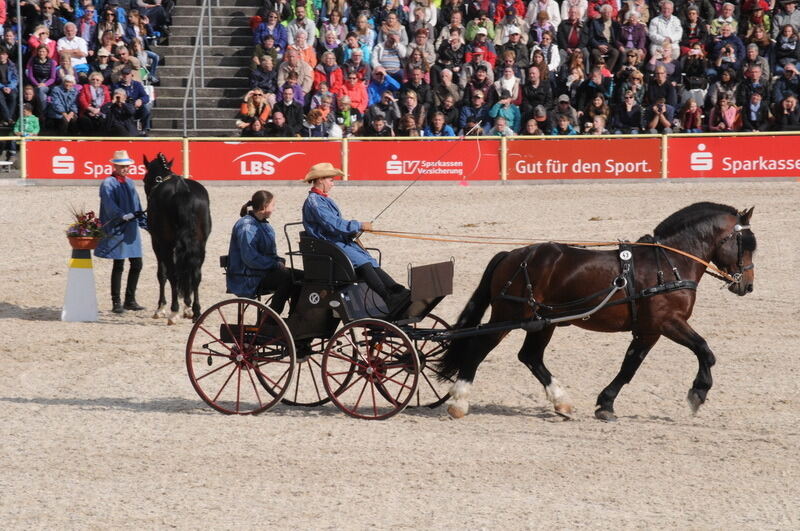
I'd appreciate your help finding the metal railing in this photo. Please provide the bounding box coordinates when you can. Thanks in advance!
[182,0,219,136]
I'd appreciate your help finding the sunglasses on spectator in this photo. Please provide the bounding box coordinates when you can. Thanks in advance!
[624,96,634,99]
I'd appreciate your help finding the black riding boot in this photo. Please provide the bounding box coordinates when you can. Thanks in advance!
[124,257,145,310]
[356,264,410,313]
[111,259,125,313]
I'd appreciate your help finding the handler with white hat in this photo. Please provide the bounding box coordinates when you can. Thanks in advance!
[301,162,410,313]
[95,150,147,314]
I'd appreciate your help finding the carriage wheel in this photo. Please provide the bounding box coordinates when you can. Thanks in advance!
[322,319,419,420]
[186,298,295,415]
[405,313,454,409]
[271,336,355,407]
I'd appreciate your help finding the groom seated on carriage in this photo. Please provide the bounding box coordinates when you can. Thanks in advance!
[301,162,411,314]
[226,190,302,314]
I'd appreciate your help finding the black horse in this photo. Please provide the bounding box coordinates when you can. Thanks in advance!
[438,202,756,421]
[143,153,212,324]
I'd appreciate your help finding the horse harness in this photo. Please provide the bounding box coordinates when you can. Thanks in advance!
[497,241,699,331]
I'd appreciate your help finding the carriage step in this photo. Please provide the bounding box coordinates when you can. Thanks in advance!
[220,324,283,345]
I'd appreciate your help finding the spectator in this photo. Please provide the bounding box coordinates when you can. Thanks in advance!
[300,108,331,137]
[523,117,546,135]
[47,74,79,134]
[26,45,58,105]
[737,64,770,106]
[521,65,552,119]
[774,24,800,74]
[710,23,745,78]
[398,89,427,128]
[8,103,39,163]
[277,49,314,95]
[123,10,154,51]
[557,6,588,66]
[462,64,493,104]
[423,111,456,135]
[367,115,395,136]
[22,84,46,124]
[581,91,609,131]
[241,118,267,137]
[2,29,25,64]
[265,111,293,136]
[644,96,675,133]
[36,1,66,41]
[341,71,369,113]
[89,48,114,85]
[461,47,495,89]
[250,55,278,96]
[236,89,271,131]
[253,11,288,54]
[494,65,521,102]
[586,0,617,20]
[618,11,647,62]
[376,4,409,45]
[465,11,496,42]
[97,7,125,43]
[96,30,118,60]
[575,66,612,111]
[113,67,150,134]
[367,67,401,105]
[530,31,560,74]
[526,0,562,28]
[288,6,317,47]
[436,93,460,128]
[334,95,362,136]
[707,68,739,109]
[273,86,305,134]
[648,0,682,57]
[772,63,799,106]
[372,31,406,82]
[620,0,649,25]
[772,94,800,130]
[644,65,677,108]
[560,51,587,101]
[353,14,377,49]
[708,93,741,131]
[587,4,620,71]
[529,11,556,47]
[496,25,528,68]
[678,98,703,132]
[134,0,170,35]
[679,6,708,57]
[495,8,529,44]
[317,30,345,65]
[433,68,462,106]
[0,48,18,126]
[530,104,553,131]
[313,50,345,94]
[741,91,771,131]
[488,115,515,135]
[709,3,738,36]
[251,34,280,71]
[343,45,371,83]
[130,38,158,85]
[322,9,347,43]
[77,71,111,135]
[402,66,433,110]
[395,112,421,136]
[586,114,608,134]
[403,48,431,84]
[28,26,58,60]
[458,90,490,133]
[746,27,774,64]
[680,43,710,97]
[773,1,800,40]
[288,30,317,68]
[551,112,578,134]
[489,88,521,131]
[611,89,642,133]
[647,40,681,85]
[433,29,466,86]
[112,47,143,83]
[407,28,436,66]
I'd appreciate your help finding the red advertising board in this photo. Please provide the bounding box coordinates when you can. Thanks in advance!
[188,140,342,180]
[27,140,183,179]
[668,135,800,178]
[507,137,662,180]
[347,140,501,181]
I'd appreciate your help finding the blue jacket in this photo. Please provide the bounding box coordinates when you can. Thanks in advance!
[226,214,284,298]
[95,176,145,260]
[367,75,401,106]
[423,124,456,136]
[458,104,491,133]
[47,85,79,118]
[113,80,150,105]
[302,191,377,268]
[253,22,288,51]
[488,102,521,133]
[0,61,18,90]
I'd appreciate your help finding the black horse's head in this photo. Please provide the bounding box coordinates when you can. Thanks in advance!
[143,153,174,197]
[712,206,756,296]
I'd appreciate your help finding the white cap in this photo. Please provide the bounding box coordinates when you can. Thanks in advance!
[507,26,520,35]
[476,27,488,36]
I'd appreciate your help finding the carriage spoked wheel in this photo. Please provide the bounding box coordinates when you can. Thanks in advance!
[322,319,419,420]
[273,336,354,407]
[405,313,454,409]
[186,298,296,415]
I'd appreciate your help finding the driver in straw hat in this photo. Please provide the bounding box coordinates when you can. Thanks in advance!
[301,162,411,314]
[95,149,147,314]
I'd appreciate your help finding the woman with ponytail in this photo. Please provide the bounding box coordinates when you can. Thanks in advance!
[226,190,302,314]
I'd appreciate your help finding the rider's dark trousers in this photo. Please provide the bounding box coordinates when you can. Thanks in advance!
[111,257,143,304]
[355,263,403,299]
[258,267,303,314]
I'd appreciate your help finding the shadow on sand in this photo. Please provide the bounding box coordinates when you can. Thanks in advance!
[0,302,61,321]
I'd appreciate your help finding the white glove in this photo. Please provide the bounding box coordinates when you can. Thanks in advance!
[122,213,135,221]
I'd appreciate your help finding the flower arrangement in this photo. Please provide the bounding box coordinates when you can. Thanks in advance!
[66,208,105,238]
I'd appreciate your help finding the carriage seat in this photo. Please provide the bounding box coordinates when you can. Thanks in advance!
[298,235,358,284]
[219,254,276,298]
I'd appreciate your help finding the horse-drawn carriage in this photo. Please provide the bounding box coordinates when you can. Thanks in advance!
[186,223,457,420]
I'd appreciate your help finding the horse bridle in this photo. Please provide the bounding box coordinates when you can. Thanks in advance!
[710,223,754,284]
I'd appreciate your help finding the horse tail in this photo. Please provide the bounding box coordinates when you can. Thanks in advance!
[437,250,509,381]
[174,180,208,300]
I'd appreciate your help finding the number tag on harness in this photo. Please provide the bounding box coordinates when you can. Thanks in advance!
[619,250,632,261]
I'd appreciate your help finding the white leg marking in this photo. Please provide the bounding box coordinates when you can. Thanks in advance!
[152,304,167,319]
[545,377,567,405]
[446,379,472,418]
[167,310,180,325]
[183,304,193,318]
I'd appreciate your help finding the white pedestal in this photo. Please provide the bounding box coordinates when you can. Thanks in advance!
[62,249,98,322]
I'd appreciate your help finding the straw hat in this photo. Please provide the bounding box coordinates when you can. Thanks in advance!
[110,150,135,166]
[303,162,344,182]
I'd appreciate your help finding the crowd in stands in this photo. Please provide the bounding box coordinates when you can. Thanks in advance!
[0,0,173,155]
[238,0,800,137]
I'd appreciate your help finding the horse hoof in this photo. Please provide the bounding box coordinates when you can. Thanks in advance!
[595,409,617,422]
[167,318,177,326]
[447,404,467,419]
[687,390,704,415]
[183,309,193,318]
[554,403,574,420]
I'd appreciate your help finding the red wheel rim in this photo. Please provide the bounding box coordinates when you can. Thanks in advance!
[322,319,419,420]
[186,299,295,415]
[279,337,353,407]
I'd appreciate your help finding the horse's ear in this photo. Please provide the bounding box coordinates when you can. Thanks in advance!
[143,155,149,166]
[741,206,755,223]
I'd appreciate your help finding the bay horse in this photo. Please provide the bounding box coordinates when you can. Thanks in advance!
[143,153,212,324]
[438,202,756,421]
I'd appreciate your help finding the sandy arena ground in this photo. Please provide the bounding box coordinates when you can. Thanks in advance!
[1,179,798,529]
